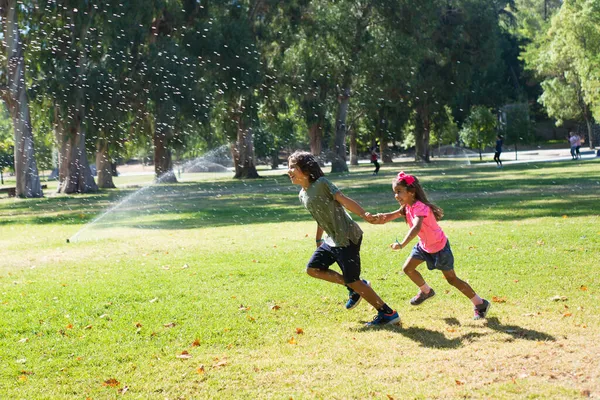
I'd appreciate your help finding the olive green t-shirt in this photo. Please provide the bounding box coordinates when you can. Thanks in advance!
[299,177,363,247]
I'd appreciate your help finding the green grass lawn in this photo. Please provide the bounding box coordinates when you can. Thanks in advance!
[1,159,599,399]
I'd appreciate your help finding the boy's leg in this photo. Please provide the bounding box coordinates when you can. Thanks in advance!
[306,244,345,285]
[347,280,385,309]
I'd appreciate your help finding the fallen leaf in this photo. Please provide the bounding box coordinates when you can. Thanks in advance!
[296,328,304,335]
[239,305,250,311]
[492,296,507,303]
[387,395,395,400]
[580,285,588,291]
[246,315,255,322]
[446,327,456,333]
[66,324,73,329]
[196,365,205,374]
[550,295,568,302]
[18,338,29,343]
[84,325,93,330]
[455,379,465,385]
[102,378,120,387]
[270,304,281,310]
[163,322,176,328]
[536,239,545,246]
[288,337,297,345]
[18,375,27,382]
[177,351,192,359]
[192,338,201,347]
[213,359,228,368]
[118,386,129,394]
[562,312,572,318]
[181,264,189,269]
[135,322,143,328]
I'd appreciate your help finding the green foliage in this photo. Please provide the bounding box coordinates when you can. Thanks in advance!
[0,105,14,173]
[500,103,536,144]
[459,106,498,150]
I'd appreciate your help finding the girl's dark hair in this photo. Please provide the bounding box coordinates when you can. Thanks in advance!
[288,151,324,183]
[395,175,444,221]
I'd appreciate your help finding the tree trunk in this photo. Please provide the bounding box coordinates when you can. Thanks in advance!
[231,98,259,179]
[331,85,351,173]
[377,108,393,163]
[153,122,177,183]
[349,128,358,166]
[2,0,43,198]
[308,122,323,157]
[415,104,431,163]
[96,138,115,189]
[583,108,595,149]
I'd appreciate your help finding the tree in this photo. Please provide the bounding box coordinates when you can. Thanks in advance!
[0,0,43,197]
[459,106,498,160]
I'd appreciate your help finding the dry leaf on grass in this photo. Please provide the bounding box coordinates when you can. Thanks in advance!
[196,365,205,374]
[192,338,201,347]
[118,386,129,394]
[270,304,281,310]
[455,379,465,385]
[177,351,192,359]
[580,285,588,291]
[288,337,297,345]
[492,296,507,303]
[163,322,176,328]
[550,295,568,302]
[102,378,120,387]
[296,328,304,335]
[239,304,250,311]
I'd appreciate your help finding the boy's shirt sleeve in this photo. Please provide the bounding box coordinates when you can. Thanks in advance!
[322,178,340,198]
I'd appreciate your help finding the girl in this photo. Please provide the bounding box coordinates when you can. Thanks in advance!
[494,135,503,168]
[373,172,490,320]
[287,151,400,327]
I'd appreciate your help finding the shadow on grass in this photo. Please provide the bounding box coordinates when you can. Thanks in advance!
[484,317,556,342]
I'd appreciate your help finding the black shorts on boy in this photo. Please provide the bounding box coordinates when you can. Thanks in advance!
[306,237,362,284]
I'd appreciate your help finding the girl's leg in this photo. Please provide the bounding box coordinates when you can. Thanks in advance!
[441,269,483,305]
[307,267,345,285]
[403,257,427,288]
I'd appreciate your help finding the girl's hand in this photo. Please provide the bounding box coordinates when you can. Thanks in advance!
[390,242,401,250]
[362,212,377,224]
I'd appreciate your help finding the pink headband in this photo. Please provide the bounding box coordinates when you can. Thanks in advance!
[396,171,415,186]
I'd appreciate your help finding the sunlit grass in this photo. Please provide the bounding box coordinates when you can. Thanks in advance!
[1,159,599,399]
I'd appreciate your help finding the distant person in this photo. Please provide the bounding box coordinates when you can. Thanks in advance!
[575,134,583,159]
[494,134,503,168]
[370,148,380,175]
[369,171,491,320]
[568,132,579,160]
[287,151,400,327]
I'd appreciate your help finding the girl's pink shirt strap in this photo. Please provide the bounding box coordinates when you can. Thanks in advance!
[405,200,447,253]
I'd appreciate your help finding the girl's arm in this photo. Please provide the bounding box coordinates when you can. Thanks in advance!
[392,216,423,250]
[333,191,369,220]
[316,225,324,247]
[373,208,404,224]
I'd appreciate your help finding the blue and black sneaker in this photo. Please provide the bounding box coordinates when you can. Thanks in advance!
[365,310,401,327]
[345,280,370,310]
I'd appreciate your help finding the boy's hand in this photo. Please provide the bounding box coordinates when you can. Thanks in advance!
[370,213,386,224]
[363,212,377,224]
[390,242,401,250]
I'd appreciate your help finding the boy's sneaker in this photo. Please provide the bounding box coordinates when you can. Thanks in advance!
[473,299,491,320]
[345,280,370,310]
[365,310,401,327]
[409,289,436,305]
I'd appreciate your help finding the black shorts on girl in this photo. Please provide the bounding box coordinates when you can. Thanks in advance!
[410,239,454,271]
[306,236,362,284]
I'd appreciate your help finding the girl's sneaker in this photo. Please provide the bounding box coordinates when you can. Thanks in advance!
[365,310,401,327]
[409,289,436,305]
[473,299,491,320]
[345,280,370,310]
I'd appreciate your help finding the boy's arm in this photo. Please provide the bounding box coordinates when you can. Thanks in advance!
[316,225,324,247]
[333,191,369,220]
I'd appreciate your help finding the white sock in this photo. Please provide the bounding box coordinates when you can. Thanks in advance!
[419,284,432,294]
[471,294,484,306]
